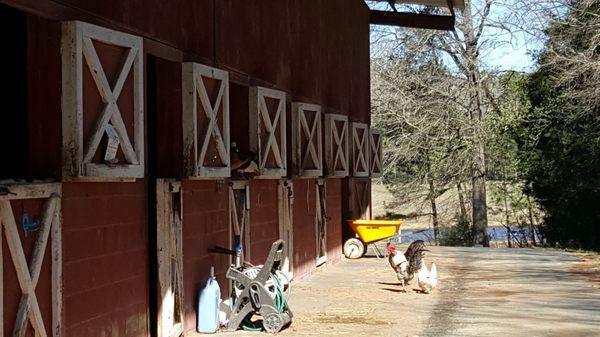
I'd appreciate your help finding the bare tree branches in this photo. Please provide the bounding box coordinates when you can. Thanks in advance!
[370,0,562,245]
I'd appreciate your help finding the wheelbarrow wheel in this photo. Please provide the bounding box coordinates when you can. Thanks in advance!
[343,238,366,259]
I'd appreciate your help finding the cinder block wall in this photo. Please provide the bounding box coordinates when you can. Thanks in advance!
[61,182,149,337]
[249,180,281,265]
[181,180,230,335]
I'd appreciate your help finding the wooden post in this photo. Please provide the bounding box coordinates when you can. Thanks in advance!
[156,180,184,337]
[277,180,294,276]
[51,197,63,337]
[315,180,327,266]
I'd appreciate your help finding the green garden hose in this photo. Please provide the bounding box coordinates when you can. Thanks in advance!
[241,272,289,331]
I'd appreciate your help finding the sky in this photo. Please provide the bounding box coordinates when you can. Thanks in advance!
[479,31,542,72]
[367,0,549,73]
[487,47,535,72]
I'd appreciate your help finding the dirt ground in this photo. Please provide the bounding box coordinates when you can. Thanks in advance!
[572,252,600,289]
[215,245,600,337]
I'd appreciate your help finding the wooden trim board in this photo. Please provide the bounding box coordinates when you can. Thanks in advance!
[182,63,231,178]
[62,21,144,179]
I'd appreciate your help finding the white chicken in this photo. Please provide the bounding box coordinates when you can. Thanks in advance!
[417,262,438,294]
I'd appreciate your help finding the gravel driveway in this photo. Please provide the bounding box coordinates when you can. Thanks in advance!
[216,246,600,337]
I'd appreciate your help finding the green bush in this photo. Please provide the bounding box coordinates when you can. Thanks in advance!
[440,219,474,246]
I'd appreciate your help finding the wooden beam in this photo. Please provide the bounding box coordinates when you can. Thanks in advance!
[0,183,61,201]
[369,10,455,30]
[369,0,465,10]
[51,196,63,337]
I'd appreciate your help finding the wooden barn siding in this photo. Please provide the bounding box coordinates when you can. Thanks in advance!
[290,178,343,281]
[153,57,184,179]
[27,15,62,180]
[215,0,370,123]
[326,178,343,264]
[61,182,149,337]
[1,0,370,122]
[181,180,230,336]
[291,179,318,280]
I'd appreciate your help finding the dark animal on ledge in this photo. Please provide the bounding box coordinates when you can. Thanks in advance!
[230,142,259,178]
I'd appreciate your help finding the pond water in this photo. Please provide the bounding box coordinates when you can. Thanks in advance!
[397,226,539,243]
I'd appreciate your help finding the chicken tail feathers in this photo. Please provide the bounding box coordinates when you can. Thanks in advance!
[407,244,426,275]
[404,240,426,259]
[430,263,437,280]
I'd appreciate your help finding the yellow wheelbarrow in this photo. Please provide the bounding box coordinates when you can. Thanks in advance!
[343,219,402,259]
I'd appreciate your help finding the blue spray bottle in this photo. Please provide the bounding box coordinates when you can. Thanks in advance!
[197,266,221,333]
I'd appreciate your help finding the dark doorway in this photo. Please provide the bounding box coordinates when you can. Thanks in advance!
[0,4,27,179]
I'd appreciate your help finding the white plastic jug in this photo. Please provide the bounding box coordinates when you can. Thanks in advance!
[197,267,221,333]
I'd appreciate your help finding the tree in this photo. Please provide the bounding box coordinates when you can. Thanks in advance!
[370,0,562,246]
[506,0,600,250]
[372,53,469,243]
[371,0,521,246]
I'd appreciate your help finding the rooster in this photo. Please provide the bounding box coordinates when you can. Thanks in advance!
[404,240,426,284]
[404,240,438,293]
[386,242,409,291]
[387,240,438,293]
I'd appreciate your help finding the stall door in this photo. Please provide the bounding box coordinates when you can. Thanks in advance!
[348,178,371,220]
[0,183,62,337]
[316,179,327,266]
[277,180,294,277]
[156,180,184,337]
[229,181,250,262]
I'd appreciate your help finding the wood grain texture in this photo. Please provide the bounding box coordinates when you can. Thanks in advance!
[324,114,349,177]
[61,20,144,179]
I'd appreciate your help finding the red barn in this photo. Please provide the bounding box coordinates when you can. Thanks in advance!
[0,1,456,336]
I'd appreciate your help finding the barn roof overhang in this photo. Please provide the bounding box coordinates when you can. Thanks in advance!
[368,0,464,31]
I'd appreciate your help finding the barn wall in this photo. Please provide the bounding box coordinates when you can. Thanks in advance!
[1,0,370,120]
[290,178,344,281]
[181,180,230,335]
[152,57,184,179]
[27,16,62,180]
[326,178,343,264]
[291,178,318,279]
[0,0,372,336]
[248,180,280,265]
[61,182,149,337]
